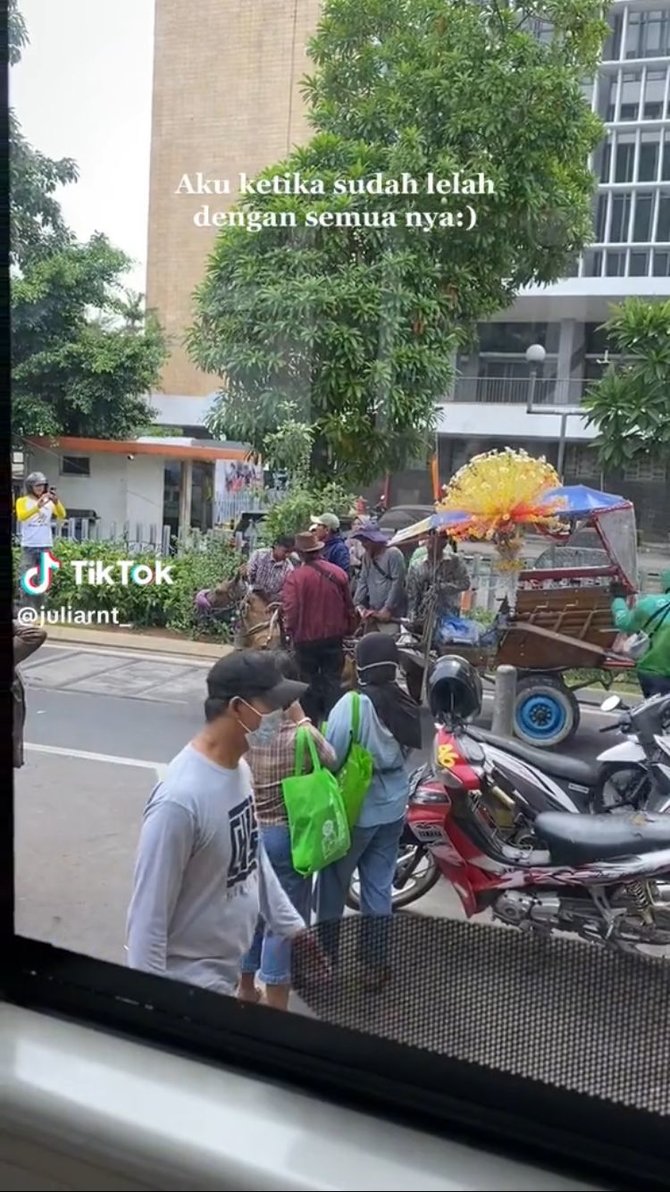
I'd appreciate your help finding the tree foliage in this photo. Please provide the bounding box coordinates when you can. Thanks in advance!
[12,235,165,439]
[582,298,670,469]
[189,0,607,483]
[10,2,166,440]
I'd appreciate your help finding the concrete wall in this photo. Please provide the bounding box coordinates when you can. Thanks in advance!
[147,0,322,398]
[25,449,166,531]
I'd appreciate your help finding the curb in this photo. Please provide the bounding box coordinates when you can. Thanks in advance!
[44,624,234,660]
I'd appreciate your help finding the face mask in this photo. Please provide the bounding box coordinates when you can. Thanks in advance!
[237,700,283,746]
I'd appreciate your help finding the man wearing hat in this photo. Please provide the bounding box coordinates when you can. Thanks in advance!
[310,512,351,575]
[353,524,407,639]
[282,531,356,723]
[126,651,308,996]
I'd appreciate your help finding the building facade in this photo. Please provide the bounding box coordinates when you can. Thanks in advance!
[146,0,670,535]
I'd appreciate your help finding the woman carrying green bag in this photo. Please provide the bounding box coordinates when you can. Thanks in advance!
[316,635,422,979]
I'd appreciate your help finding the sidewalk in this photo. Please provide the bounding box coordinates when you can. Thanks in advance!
[14,749,158,965]
[45,623,233,659]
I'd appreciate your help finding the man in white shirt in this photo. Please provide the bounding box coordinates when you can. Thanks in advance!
[127,651,309,996]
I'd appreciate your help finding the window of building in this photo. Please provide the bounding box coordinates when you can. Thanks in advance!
[653,249,670,275]
[657,189,670,240]
[602,11,623,61]
[638,131,660,180]
[625,9,670,60]
[605,250,627,276]
[582,249,603,276]
[592,137,612,182]
[623,453,668,481]
[593,193,608,241]
[584,323,609,356]
[619,70,642,120]
[632,191,654,241]
[596,71,618,120]
[663,132,670,180]
[614,132,636,181]
[565,443,601,480]
[476,322,559,354]
[609,191,632,242]
[643,68,667,118]
[60,455,91,476]
[629,249,650,276]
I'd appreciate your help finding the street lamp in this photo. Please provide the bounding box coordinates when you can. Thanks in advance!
[525,342,546,410]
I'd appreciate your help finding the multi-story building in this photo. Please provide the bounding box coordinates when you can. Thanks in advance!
[146,0,670,535]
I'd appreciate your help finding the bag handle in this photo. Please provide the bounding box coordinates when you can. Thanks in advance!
[351,690,361,743]
[294,726,321,777]
[641,599,670,638]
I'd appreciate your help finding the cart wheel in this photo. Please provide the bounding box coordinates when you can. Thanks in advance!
[514,675,580,748]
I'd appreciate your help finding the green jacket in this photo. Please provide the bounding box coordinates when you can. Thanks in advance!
[612,589,670,677]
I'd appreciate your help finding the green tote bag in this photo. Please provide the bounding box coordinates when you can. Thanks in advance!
[335,691,374,829]
[282,727,351,877]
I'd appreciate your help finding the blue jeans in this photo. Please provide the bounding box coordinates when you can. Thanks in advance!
[316,818,404,921]
[241,823,311,985]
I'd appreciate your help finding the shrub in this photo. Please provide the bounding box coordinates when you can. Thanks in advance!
[261,481,354,543]
[13,538,242,639]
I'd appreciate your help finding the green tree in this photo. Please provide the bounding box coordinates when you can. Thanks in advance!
[10,2,167,440]
[189,0,607,483]
[583,298,670,470]
[12,235,165,439]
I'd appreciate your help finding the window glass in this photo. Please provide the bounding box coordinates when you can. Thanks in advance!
[619,70,642,120]
[643,68,667,119]
[593,193,608,242]
[614,132,636,181]
[656,190,670,240]
[628,249,649,276]
[625,9,670,60]
[609,191,631,242]
[592,138,612,182]
[662,132,670,180]
[653,249,670,275]
[605,249,627,276]
[582,249,603,276]
[633,191,654,241]
[638,131,660,181]
[596,71,618,120]
[476,322,559,353]
[602,12,623,61]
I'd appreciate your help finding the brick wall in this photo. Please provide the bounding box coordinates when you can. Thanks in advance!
[147,0,322,396]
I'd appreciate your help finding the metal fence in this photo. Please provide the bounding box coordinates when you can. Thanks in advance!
[448,376,591,405]
[41,519,663,598]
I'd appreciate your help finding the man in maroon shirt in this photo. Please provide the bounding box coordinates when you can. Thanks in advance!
[282,531,356,724]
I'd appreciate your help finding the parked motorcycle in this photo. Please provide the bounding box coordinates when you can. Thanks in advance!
[348,658,670,949]
[473,691,670,815]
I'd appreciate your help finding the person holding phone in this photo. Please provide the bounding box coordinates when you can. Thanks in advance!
[15,472,66,604]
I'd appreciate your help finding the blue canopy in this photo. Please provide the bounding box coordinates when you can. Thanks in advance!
[539,485,631,517]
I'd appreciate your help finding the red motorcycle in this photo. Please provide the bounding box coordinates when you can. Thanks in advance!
[403,658,670,951]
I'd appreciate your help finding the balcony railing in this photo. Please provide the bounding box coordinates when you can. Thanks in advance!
[447,377,593,405]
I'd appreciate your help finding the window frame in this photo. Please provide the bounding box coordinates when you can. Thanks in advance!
[60,455,91,477]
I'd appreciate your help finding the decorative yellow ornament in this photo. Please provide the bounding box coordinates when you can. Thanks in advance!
[438,448,564,542]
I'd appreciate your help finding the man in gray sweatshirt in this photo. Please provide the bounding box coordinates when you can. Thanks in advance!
[353,524,407,639]
[126,651,308,996]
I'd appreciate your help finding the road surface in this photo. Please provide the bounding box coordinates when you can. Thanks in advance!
[14,641,614,965]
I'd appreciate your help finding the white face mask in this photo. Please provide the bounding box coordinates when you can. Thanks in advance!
[237,700,283,746]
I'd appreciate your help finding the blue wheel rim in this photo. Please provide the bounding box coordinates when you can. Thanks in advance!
[516,692,568,741]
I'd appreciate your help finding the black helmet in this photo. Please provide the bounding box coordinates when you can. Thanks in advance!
[428,655,482,722]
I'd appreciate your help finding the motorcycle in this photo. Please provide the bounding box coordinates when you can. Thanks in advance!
[346,695,670,917]
[404,716,670,951]
[473,691,670,815]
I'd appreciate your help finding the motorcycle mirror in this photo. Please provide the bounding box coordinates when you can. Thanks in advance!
[600,694,622,713]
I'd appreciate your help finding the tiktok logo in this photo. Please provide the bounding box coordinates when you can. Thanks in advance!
[20,550,61,596]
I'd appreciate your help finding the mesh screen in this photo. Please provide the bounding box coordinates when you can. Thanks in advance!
[293,915,670,1116]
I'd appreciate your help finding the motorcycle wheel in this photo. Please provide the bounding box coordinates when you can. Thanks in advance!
[592,764,650,814]
[345,844,440,911]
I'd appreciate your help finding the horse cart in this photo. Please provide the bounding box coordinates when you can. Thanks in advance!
[395,486,640,749]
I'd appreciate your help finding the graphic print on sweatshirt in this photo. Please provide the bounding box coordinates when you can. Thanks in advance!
[227,797,258,889]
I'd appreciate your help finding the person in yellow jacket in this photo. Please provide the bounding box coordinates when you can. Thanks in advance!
[15,471,66,603]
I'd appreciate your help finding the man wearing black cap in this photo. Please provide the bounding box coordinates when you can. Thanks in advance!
[126,651,308,995]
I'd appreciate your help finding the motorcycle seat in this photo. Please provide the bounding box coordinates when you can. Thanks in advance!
[472,727,598,788]
[534,811,670,867]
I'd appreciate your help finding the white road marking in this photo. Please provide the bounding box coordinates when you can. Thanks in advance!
[25,743,165,780]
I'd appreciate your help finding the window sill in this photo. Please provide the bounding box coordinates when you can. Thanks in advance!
[0,1004,601,1191]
